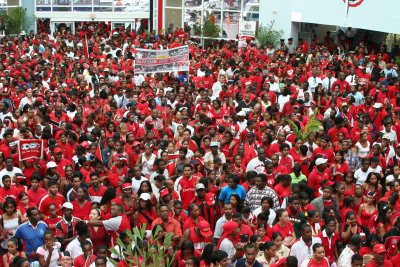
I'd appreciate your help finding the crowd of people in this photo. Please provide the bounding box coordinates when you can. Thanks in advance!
[0,20,399,267]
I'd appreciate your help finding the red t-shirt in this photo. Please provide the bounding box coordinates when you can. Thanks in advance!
[37,193,65,216]
[271,222,294,239]
[0,186,20,200]
[71,200,92,220]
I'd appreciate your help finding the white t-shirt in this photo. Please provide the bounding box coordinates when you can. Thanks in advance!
[246,157,265,174]
[65,238,92,260]
[253,207,276,226]
[354,169,371,185]
[0,167,23,187]
[132,177,148,193]
[36,242,61,267]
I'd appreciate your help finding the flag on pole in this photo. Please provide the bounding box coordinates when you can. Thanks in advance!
[95,139,103,163]
[83,34,89,58]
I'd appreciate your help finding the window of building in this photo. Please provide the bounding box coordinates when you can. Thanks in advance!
[166,0,259,39]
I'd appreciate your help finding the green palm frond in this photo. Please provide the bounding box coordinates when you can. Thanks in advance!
[285,109,322,141]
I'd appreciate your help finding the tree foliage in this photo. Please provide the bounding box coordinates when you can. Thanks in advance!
[202,11,221,38]
[256,20,283,47]
[286,110,322,141]
[0,7,34,35]
[109,225,175,267]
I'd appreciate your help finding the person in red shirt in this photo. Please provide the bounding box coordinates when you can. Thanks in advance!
[317,217,338,265]
[278,144,294,173]
[271,209,296,248]
[311,136,335,163]
[327,117,350,144]
[73,240,96,267]
[175,164,197,210]
[0,175,21,200]
[366,243,394,267]
[27,175,46,204]
[308,158,333,192]
[301,243,330,267]
[37,180,66,217]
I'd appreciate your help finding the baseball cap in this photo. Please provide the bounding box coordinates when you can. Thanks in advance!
[210,141,220,147]
[373,244,386,254]
[259,121,267,127]
[373,102,383,108]
[237,111,246,116]
[121,183,132,190]
[62,202,73,210]
[315,158,328,166]
[195,183,205,191]
[205,193,215,206]
[46,161,57,169]
[198,220,213,237]
[159,188,169,198]
[382,133,391,140]
[53,147,62,153]
[139,193,151,201]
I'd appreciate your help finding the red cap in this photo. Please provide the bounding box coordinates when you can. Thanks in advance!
[259,121,267,127]
[80,141,89,149]
[132,141,142,147]
[53,147,62,153]
[25,158,35,163]
[205,193,215,206]
[271,258,286,267]
[121,183,132,190]
[373,244,386,254]
[198,220,213,237]
[118,156,128,163]
[159,188,169,198]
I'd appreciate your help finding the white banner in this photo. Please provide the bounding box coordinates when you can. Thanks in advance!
[134,45,190,74]
[238,20,257,37]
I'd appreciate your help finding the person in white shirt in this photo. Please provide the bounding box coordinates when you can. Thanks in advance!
[246,148,268,174]
[307,72,322,93]
[380,123,398,143]
[131,166,148,193]
[204,142,226,168]
[0,158,23,187]
[65,221,92,261]
[214,203,233,241]
[337,234,362,267]
[19,88,35,110]
[322,71,337,91]
[354,158,372,184]
[211,74,226,99]
[217,221,242,266]
[290,224,322,266]
[345,69,357,86]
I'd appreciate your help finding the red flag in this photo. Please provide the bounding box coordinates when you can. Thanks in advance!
[83,34,89,58]
[18,139,44,161]
[95,141,103,163]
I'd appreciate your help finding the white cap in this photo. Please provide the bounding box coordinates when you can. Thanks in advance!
[237,111,246,116]
[195,183,205,190]
[382,133,391,140]
[104,68,110,72]
[373,103,383,108]
[315,158,328,166]
[139,193,151,201]
[46,161,57,169]
[210,141,220,147]
[62,202,73,210]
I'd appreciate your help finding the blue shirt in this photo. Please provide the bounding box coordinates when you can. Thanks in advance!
[218,185,246,204]
[14,221,47,256]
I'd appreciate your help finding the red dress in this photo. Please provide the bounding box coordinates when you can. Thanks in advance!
[71,200,92,220]
[89,225,107,252]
